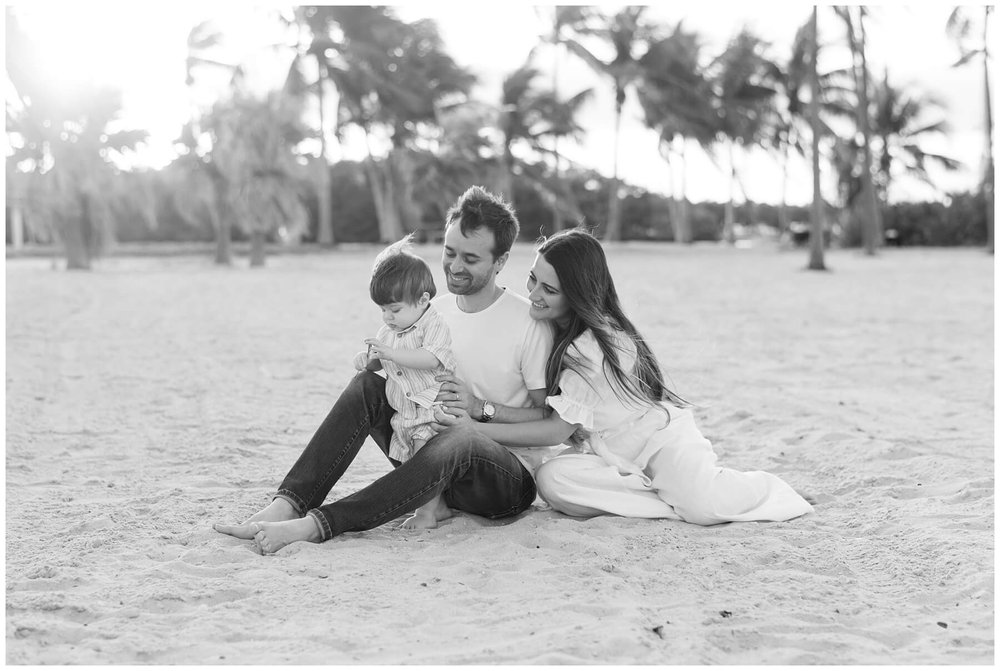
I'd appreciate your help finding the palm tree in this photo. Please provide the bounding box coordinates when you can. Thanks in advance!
[637,22,714,243]
[870,73,961,202]
[807,7,826,271]
[283,6,344,246]
[207,93,309,267]
[770,16,855,243]
[409,102,502,225]
[325,7,474,242]
[498,64,591,226]
[6,7,150,269]
[836,6,882,256]
[704,28,779,244]
[536,5,593,232]
[770,19,813,240]
[183,19,247,264]
[947,6,994,254]
[560,6,655,241]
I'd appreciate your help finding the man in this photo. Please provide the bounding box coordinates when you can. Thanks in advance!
[214,186,556,553]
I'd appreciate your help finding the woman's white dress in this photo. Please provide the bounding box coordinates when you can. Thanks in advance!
[535,330,813,525]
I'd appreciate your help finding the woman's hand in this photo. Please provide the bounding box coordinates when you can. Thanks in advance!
[363,339,395,363]
[434,372,477,417]
[430,403,475,433]
[568,425,592,449]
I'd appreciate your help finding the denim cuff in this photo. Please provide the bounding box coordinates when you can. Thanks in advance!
[307,509,332,541]
[273,490,307,516]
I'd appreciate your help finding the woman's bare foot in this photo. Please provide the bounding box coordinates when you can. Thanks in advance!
[400,495,453,530]
[252,518,322,555]
[214,498,298,539]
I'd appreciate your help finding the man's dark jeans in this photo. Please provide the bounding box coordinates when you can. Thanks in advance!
[275,371,537,540]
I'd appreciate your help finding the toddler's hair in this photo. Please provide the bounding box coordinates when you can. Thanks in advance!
[370,234,437,305]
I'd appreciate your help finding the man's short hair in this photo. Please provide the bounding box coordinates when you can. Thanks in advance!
[444,186,519,259]
[370,235,436,305]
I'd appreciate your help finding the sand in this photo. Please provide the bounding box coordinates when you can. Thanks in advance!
[5,242,994,664]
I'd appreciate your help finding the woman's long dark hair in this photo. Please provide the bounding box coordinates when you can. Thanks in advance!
[538,229,687,409]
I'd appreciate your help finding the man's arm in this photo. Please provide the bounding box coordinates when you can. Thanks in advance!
[435,373,548,422]
[433,405,577,447]
[470,388,549,423]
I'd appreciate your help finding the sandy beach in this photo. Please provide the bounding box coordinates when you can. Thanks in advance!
[5,242,993,664]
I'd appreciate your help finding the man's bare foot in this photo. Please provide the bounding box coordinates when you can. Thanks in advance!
[214,498,298,539]
[252,518,322,555]
[400,496,453,530]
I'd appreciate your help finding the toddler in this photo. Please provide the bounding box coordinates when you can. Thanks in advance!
[353,235,457,529]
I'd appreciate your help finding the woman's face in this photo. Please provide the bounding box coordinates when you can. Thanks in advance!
[526,253,571,326]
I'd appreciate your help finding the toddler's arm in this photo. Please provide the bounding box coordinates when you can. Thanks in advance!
[364,338,441,370]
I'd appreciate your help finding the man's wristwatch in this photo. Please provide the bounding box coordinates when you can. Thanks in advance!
[479,400,496,423]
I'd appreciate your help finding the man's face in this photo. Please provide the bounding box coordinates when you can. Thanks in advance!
[441,224,507,296]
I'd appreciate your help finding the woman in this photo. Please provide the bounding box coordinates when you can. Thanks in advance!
[436,229,813,525]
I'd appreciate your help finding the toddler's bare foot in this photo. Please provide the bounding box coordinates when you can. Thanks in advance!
[214,498,298,539]
[400,496,453,530]
[252,518,322,555]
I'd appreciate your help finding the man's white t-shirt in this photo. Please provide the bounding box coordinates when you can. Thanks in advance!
[433,288,557,474]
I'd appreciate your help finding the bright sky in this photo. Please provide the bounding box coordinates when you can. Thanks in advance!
[6,2,992,206]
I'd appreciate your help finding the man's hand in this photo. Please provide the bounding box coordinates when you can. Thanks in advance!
[430,403,475,433]
[363,338,395,363]
[434,372,478,418]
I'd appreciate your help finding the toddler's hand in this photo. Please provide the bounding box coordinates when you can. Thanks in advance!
[352,351,369,371]
[363,338,394,362]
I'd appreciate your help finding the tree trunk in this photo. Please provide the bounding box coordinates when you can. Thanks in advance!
[390,149,422,234]
[983,7,994,254]
[846,8,882,256]
[65,194,93,271]
[315,62,335,246]
[64,218,92,270]
[64,222,91,270]
[249,229,266,267]
[779,142,790,238]
[551,149,565,234]
[10,205,24,249]
[604,91,624,241]
[807,7,827,271]
[723,140,736,244]
[315,157,333,246]
[551,188,565,233]
[550,29,564,234]
[659,143,680,241]
[364,158,403,243]
[213,209,232,265]
[381,161,404,242]
[986,161,995,254]
[677,139,693,243]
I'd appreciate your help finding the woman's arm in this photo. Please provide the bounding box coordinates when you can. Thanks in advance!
[435,406,578,447]
[435,374,550,422]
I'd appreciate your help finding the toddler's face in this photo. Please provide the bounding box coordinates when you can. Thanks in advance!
[378,301,425,331]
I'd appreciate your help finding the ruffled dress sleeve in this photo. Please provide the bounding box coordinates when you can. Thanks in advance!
[545,331,605,431]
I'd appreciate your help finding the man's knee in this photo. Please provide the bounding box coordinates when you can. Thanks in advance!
[347,370,386,396]
[417,426,480,462]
